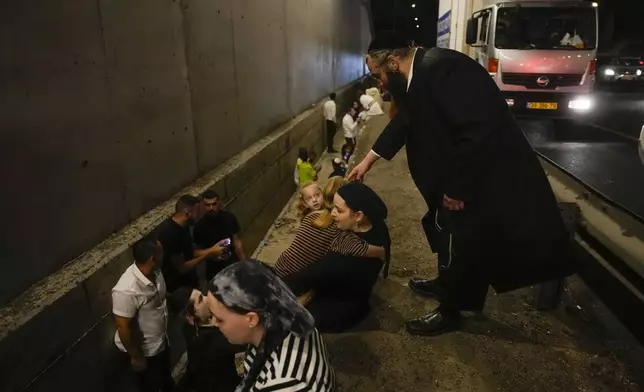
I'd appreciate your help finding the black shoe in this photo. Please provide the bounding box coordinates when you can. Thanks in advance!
[405,309,462,336]
[408,278,443,298]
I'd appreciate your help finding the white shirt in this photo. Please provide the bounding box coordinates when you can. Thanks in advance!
[323,100,336,122]
[242,328,335,391]
[342,113,358,138]
[112,264,168,357]
[359,94,384,117]
[371,48,418,158]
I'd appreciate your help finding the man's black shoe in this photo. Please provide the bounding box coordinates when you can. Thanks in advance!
[405,309,462,336]
[408,278,443,298]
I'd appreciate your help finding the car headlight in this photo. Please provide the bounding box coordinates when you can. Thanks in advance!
[604,68,615,76]
[569,98,592,111]
[637,70,642,76]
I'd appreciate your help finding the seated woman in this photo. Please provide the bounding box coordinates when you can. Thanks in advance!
[273,178,384,277]
[207,260,335,392]
[282,182,391,333]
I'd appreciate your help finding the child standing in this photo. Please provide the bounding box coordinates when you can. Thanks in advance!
[294,147,318,186]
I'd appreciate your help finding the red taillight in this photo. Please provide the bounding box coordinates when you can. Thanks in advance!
[640,61,644,65]
[588,59,596,75]
[488,58,499,73]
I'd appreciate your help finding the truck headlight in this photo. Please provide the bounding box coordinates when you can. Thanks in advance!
[569,98,592,111]
[604,68,615,76]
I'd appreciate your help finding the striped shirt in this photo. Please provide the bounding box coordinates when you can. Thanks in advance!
[274,211,369,277]
[241,328,335,391]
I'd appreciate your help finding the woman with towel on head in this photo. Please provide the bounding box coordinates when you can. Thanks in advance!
[207,260,335,392]
[282,182,391,333]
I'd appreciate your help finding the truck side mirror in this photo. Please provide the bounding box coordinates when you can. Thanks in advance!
[466,18,478,45]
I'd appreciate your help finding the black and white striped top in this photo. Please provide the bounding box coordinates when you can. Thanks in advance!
[242,328,335,391]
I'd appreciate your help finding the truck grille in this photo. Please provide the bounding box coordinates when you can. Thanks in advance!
[502,73,583,89]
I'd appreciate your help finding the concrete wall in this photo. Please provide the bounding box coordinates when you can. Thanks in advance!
[0,64,365,392]
[0,0,370,390]
[0,0,369,308]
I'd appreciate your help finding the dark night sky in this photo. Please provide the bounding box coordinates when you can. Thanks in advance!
[370,0,644,49]
[370,0,439,47]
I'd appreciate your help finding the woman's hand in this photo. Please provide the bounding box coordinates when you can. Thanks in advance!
[298,291,314,306]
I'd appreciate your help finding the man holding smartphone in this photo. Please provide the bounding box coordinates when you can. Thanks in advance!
[194,189,246,281]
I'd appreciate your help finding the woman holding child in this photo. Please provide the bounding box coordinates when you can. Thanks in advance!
[282,181,391,333]
[273,177,384,277]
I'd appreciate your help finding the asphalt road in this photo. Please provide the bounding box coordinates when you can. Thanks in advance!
[519,92,644,220]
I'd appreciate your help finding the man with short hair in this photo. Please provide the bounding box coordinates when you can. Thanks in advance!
[112,237,175,392]
[323,92,338,152]
[193,189,246,281]
[157,195,225,293]
[168,287,241,392]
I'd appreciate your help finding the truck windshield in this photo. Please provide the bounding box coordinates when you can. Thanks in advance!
[495,6,596,50]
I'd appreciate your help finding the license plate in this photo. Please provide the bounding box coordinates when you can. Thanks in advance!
[527,102,558,110]
[622,75,634,81]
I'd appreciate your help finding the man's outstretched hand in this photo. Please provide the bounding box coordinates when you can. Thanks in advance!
[347,160,371,182]
[347,151,380,182]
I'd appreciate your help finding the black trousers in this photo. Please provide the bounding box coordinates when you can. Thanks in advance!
[326,120,336,151]
[344,136,356,149]
[425,208,490,313]
[113,347,176,392]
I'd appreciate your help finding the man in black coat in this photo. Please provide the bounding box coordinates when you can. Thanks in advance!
[348,33,575,336]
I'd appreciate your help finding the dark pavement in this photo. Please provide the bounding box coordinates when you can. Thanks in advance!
[519,92,644,221]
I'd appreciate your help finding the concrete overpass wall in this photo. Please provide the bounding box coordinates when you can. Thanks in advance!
[0,0,370,390]
[0,0,368,307]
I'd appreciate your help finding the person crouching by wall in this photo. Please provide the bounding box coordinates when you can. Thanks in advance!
[329,158,347,179]
[112,237,176,392]
[207,260,336,392]
[168,287,241,392]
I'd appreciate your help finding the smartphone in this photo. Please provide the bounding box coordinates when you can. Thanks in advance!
[221,238,232,247]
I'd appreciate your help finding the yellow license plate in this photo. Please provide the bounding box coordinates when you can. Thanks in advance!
[527,102,558,110]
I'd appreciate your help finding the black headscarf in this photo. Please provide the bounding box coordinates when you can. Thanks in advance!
[337,182,388,222]
[209,260,314,392]
[336,182,392,278]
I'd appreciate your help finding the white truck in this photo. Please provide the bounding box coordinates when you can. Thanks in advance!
[442,0,599,120]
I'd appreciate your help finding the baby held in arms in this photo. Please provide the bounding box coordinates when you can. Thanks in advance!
[272,178,386,277]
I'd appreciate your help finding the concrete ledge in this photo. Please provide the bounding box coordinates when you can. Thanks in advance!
[0,84,357,392]
[540,158,644,284]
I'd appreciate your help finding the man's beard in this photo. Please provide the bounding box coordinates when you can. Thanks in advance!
[386,71,408,102]
[386,71,411,121]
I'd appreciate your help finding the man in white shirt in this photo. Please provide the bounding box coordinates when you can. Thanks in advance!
[342,107,360,149]
[112,237,175,392]
[322,93,338,152]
